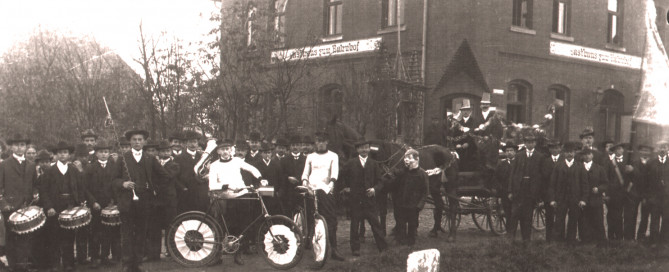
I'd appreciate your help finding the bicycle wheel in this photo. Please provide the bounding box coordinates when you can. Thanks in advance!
[532,207,546,231]
[166,211,223,268]
[257,215,304,270]
[488,197,506,235]
[311,214,330,269]
[293,208,306,238]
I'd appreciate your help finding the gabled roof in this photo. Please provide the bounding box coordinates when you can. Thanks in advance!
[434,39,490,92]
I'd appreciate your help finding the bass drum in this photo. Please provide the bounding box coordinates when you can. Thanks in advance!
[166,211,223,268]
[256,215,304,270]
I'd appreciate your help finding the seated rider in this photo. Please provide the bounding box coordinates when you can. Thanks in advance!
[206,138,267,265]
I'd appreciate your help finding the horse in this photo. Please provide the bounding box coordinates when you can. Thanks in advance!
[324,116,363,163]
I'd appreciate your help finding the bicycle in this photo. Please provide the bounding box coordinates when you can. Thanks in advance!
[292,185,330,269]
[166,185,305,269]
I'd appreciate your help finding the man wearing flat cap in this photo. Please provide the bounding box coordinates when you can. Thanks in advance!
[634,143,654,241]
[301,131,345,261]
[0,134,38,271]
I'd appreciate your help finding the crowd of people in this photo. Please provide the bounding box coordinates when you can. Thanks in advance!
[0,96,667,272]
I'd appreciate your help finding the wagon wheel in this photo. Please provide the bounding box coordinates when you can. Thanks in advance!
[441,206,461,233]
[488,197,506,235]
[470,196,490,232]
[532,206,546,231]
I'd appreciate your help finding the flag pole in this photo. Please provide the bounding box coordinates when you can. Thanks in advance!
[630,0,651,155]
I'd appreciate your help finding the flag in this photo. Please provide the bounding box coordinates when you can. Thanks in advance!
[633,0,669,125]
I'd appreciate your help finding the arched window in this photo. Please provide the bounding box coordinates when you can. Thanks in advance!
[507,80,532,124]
[319,85,343,122]
[598,89,624,141]
[549,85,570,141]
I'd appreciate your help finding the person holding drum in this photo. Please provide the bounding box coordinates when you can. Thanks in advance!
[40,141,86,272]
[112,128,170,272]
[83,140,120,268]
[0,133,38,271]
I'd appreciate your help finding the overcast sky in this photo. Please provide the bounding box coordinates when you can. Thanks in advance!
[0,0,220,74]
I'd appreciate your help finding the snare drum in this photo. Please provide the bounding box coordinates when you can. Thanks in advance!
[58,206,91,230]
[101,205,121,226]
[8,206,46,234]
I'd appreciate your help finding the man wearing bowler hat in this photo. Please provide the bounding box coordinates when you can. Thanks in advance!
[606,142,638,241]
[252,142,284,215]
[0,134,38,271]
[280,135,306,216]
[549,142,588,242]
[540,139,562,241]
[507,134,545,242]
[494,142,517,233]
[168,132,184,157]
[246,132,263,164]
[112,129,169,272]
[579,128,606,166]
[578,148,608,244]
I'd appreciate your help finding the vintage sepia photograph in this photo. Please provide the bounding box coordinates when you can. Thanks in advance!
[1,0,669,271]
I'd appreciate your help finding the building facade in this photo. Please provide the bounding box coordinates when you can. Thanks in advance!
[237,0,669,144]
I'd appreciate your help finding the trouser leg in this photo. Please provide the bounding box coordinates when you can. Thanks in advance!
[607,199,624,240]
[430,180,444,230]
[407,208,419,246]
[60,228,76,268]
[89,210,102,261]
[544,202,555,242]
[349,205,361,252]
[650,202,662,243]
[623,198,640,241]
[317,190,338,248]
[508,201,522,239]
[75,225,89,262]
[554,205,567,242]
[364,205,387,251]
[519,200,534,241]
[638,201,651,240]
[566,204,581,242]
[395,208,407,243]
[146,204,163,259]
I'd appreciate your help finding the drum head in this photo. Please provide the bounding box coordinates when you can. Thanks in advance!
[10,206,39,222]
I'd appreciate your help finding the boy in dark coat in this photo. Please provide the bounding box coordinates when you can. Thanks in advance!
[41,142,84,271]
[549,142,588,242]
[84,141,121,267]
[606,143,638,241]
[145,140,179,261]
[175,130,207,213]
[253,142,284,215]
[493,142,516,233]
[340,140,387,256]
[280,136,305,216]
[0,134,38,271]
[578,148,608,244]
[386,149,428,246]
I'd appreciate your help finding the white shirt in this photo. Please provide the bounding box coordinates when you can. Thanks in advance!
[526,149,534,158]
[463,116,470,123]
[302,151,339,194]
[98,160,108,168]
[57,161,68,175]
[551,155,559,163]
[291,152,301,160]
[263,158,271,166]
[13,154,25,163]
[482,110,490,120]
[565,159,574,168]
[609,154,616,161]
[89,150,95,155]
[208,157,262,194]
[615,156,623,163]
[249,150,259,158]
[173,150,182,156]
[160,158,171,166]
[641,157,649,164]
[186,149,197,159]
[584,161,592,171]
[359,155,367,168]
[660,155,667,164]
[132,149,142,162]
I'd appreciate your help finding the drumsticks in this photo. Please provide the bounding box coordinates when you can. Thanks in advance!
[104,97,139,202]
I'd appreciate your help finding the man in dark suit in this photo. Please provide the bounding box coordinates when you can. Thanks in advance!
[540,139,562,241]
[84,141,120,267]
[578,148,608,244]
[549,142,588,242]
[32,150,53,270]
[175,130,206,213]
[477,93,503,141]
[455,99,480,172]
[168,131,183,157]
[0,134,38,271]
[494,142,516,233]
[507,135,544,241]
[579,128,607,166]
[274,138,288,161]
[253,142,283,215]
[280,136,306,216]
[341,140,387,256]
[606,143,638,240]
[41,141,85,272]
[145,140,180,261]
[647,140,669,245]
[245,132,262,165]
[112,129,169,272]
[634,143,654,241]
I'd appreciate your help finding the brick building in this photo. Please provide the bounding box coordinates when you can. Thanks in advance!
[233,0,669,144]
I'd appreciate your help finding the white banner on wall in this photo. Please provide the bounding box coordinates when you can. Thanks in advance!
[270,37,382,63]
[549,41,642,69]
